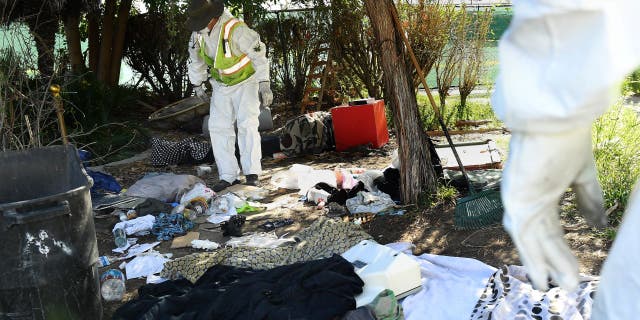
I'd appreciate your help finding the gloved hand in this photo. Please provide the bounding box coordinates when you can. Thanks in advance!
[194,85,208,100]
[258,81,273,109]
[502,126,606,292]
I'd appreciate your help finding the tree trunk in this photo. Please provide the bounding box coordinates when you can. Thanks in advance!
[108,0,133,86]
[88,11,101,73]
[26,13,57,78]
[363,0,438,204]
[64,12,85,73]
[97,0,117,83]
[459,93,468,118]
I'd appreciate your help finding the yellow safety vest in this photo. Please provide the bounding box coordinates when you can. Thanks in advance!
[199,18,256,86]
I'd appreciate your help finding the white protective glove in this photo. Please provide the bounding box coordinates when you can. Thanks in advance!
[501,126,607,292]
[258,81,273,109]
[194,85,208,100]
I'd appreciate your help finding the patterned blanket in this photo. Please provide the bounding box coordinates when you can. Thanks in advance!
[161,217,372,283]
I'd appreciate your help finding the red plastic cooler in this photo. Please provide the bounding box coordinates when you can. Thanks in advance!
[330,100,390,151]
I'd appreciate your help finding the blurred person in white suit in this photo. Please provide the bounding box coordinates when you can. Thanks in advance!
[492,1,640,318]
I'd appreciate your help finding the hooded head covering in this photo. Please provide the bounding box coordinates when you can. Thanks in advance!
[186,0,225,31]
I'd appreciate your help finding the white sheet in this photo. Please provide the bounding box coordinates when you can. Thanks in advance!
[400,253,496,320]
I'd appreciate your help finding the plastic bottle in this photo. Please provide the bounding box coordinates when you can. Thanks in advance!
[116,210,128,222]
[97,256,114,268]
[100,269,126,301]
[113,227,128,249]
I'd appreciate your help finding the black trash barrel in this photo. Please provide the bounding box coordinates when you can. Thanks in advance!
[0,145,102,320]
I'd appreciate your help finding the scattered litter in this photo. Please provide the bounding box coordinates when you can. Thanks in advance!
[152,213,195,241]
[335,169,359,190]
[225,232,296,249]
[180,183,215,204]
[221,215,246,237]
[123,242,161,259]
[236,203,264,214]
[206,194,240,224]
[100,269,126,302]
[225,184,269,201]
[346,191,396,215]
[356,170,384,193]
[112,238,138,253]
[297,169,336,196]
[326,202,349,218]
[207,210,237,224]
[307,187,331,205]
[270,164,337,194]
[259,218,294,231]
[125,254,169,280]
[113,227,128,249]
[146,274,169,284]
[171,232,200,249]
[195,165,212,177]
[125,173,204,202]
[113,215,156,237]
[191,239,220,250]
[263,197,298,211]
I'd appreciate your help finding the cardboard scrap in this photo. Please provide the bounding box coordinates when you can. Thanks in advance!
[171,232,200,249]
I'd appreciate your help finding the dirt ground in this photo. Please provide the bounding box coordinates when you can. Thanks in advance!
[95,129,612,318]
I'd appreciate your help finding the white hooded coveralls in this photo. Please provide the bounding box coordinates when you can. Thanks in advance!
[188,10,269,183]
[492,1,640,318]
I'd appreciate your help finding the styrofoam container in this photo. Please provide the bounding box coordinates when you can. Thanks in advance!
[342,240,422,307]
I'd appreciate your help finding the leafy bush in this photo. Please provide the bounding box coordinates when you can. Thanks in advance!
[593,103,640,225]
[622,68,640,96]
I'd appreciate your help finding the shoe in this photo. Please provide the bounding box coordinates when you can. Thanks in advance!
[244,174,259,186]
[212,179,240,192]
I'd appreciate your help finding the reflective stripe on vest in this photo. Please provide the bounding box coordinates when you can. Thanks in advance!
[198,18,256,86]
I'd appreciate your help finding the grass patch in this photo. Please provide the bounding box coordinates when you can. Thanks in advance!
[417,93,501,131]
[593,103,640,226]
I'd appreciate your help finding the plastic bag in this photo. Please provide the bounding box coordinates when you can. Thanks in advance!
[180,183,215,204]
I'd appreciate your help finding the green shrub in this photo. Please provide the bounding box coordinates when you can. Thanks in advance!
[622,68,640,96]
[593,103,640,225]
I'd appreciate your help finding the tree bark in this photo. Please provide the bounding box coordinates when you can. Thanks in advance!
[64,11,85,73]
[88,11,101,73]
[108,0,133,86]
[363,0,438,204]
[97,0,116,83]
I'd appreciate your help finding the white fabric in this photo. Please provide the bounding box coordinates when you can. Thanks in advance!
[401,253,496,320]
[207,74,262,182]
[592,184,640,319]
[346,191,396,215]
[112,215,156,237]
[125,254,169,280]
[501,127,606,291]
[188,10,269,87]
[492,0,640,133]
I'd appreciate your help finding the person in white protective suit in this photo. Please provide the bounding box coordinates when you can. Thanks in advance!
[186,0,273,192]
[493,0,640,318]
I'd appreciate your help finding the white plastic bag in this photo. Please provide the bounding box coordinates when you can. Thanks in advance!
[180,183,215,204]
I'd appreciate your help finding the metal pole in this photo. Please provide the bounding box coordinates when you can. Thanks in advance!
[49,85,69,145]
